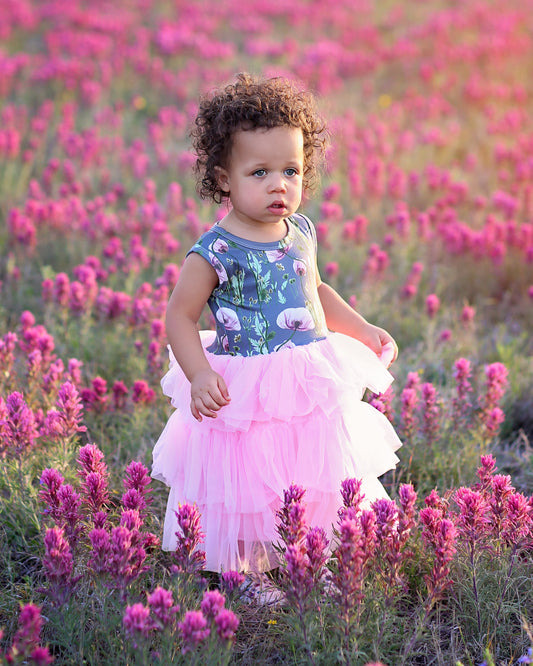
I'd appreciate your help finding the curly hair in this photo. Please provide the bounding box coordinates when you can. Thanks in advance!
[191,73,328,203]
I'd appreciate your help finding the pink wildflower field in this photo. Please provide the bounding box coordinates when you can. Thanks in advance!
[1,0,533,664]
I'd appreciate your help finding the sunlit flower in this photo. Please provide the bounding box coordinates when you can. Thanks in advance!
[276,307,314,331]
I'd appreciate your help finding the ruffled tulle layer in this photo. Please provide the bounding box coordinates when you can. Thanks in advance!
[152,332,402,572]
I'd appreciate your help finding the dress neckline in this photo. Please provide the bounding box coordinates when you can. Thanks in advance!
[212,217,293,249]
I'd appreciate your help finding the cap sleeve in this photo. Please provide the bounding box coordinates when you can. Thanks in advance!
[291,213,318,254]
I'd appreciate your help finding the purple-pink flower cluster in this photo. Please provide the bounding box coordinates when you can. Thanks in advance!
[0,604,53,665]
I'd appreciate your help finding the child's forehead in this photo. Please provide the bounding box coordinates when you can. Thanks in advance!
[231,125,304,152]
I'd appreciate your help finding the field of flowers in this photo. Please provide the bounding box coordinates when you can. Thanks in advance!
[1,0,533,664]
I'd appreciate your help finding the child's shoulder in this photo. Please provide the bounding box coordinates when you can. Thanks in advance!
[289,212,317,243]
[187,224,246,263]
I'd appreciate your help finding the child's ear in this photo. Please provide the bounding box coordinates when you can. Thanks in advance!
[214,166,230,193]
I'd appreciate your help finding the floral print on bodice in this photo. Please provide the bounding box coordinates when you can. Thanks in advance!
[188,213,328,356]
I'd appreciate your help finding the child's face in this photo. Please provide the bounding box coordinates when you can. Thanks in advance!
[215,125,304,232]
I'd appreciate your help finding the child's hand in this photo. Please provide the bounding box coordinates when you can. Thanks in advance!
[190,368,231,422]
[360,324,399,367]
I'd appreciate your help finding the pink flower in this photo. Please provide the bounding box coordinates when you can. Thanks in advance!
[216,307,241,331]
[454,487,490,543]
[220,570,245,595]
[305,526,329,583]
[7,604,52,665]
[112,380,129,409]
[461,304,475,326]
[178,611,210,654]
[147,586,179,628]
[214,608,239,642]
[88,528,111,574]
[265,245,292,262]
[131,380,156,404]
[331,516,372,612]
[420,508,457,603]
[276,307,314,331]
[39,468,65,522]
[173,503,206,573]
[78,443,108,477]
[420,382,440,446]
[293,259,307,275]
[123,603,152,639]
[425,293,440,318]
[324,261,339,277]
[400,387,419,439]
[1,391,39,458]
[276,483,307,547]
[200,589,226,620]
[44,382,86,441]
[42,526,76,604]
[339,477,364,520]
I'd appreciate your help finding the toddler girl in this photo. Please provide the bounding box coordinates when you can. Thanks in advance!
[152,73,402,573]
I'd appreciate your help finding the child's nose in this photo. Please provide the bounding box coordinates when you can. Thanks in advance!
[268,174,287,192]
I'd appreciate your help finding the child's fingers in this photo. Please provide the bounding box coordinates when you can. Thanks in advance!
[190,400,203,422]
[216,376,231,403]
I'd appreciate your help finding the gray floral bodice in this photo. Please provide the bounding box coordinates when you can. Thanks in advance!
[188,213,328,356]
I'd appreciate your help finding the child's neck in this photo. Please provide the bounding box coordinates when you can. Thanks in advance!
[218,213,289,243]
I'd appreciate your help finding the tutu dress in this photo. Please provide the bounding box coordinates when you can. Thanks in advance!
[152,213,402,572]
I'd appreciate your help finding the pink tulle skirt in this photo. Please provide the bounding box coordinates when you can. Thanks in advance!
[151,331,402,573]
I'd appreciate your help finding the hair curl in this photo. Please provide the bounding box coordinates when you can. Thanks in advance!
[191,73,328,203]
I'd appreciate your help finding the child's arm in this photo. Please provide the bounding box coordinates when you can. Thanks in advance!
[317,280,398,365]
[165,253,231,421]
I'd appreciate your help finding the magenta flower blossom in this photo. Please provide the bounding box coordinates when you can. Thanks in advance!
[502,492,532,547]
[1,391,39,458]
[123,603,152,640]
[200,589,226,620]
[39,468,66,522]
[42,526,77,604]
[420,508,457,603]
[331,516,372,615]
[400,386,419,440]
[0,332,17,378]
[214,608,239,642]
[122,488,146,514]
[305,526,329,583]
[368,385,396,424]
[373,498,409,592]
[284,543,314,606]
[452,357,473,425]
[55,484,84,546]
[82,471,110,514]
[147,586,180,628]
[123,461,152,508]
[425,293,440,318]
[44,381,86,442]
[398,483,418,539]
[178,610,210,654]
[112,380,129,409]
[483,364,509,401]
[6,604,53,665]
[107,524,148,590]
[88,527,111,574]
[454,487,490,543]
[461,304,476,326]
[173,503,206,573]
[276,483,307,547]
[131,379,156,404]
[78,443,108,478]
[420,382,440,447]
[338,477,364,521]
[220,570,245,595]
[476,454,497,494]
